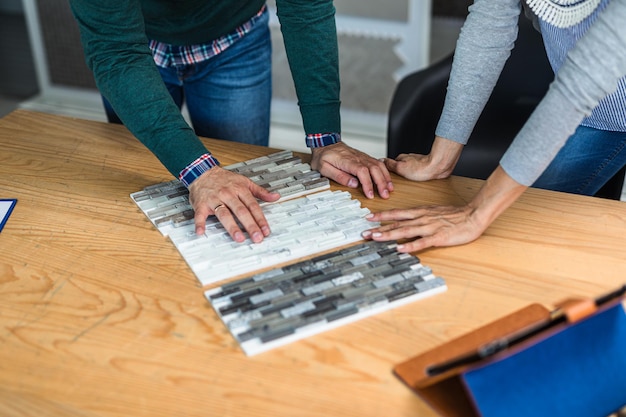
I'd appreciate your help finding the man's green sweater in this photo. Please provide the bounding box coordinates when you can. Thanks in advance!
[69,0,341,177]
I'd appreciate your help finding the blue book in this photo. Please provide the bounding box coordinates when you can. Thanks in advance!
[0,199,16,232]
[394,285,626,417]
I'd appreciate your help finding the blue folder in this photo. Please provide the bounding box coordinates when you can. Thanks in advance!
[394,286,626,417]
[0,199,17,232]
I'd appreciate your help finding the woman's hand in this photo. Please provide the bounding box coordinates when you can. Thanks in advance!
[362,204,485,252]
[383,136,464,181]
[363,165,528,252]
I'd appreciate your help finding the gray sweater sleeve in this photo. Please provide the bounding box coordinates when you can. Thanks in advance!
[435,0,522,145]
[436,0,626,186]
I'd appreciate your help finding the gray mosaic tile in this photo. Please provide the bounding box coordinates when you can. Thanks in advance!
[130,151,377,285]
[130,150,330,236]
[164,189,377,285]
[205,241,446,356]
[131,153,446,355]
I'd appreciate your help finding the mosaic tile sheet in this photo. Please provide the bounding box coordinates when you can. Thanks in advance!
[206,241,447,356]
[130,150,330,236]
[130,151,378,285]
[168,190,377,285]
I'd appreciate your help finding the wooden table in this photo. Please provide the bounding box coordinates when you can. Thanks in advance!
[1,110,625,417]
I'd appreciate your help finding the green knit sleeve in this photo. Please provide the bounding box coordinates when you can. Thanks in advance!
[276,0,342,135]
[69,0,210,177]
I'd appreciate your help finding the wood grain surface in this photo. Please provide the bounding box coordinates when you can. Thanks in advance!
[1,110,625,417]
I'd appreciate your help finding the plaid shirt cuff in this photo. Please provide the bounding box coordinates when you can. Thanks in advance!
[179,153,220,187]
[305,132,342,148]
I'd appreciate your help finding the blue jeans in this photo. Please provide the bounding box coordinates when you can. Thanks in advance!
[103,9,272,146]
[533,125,626,195]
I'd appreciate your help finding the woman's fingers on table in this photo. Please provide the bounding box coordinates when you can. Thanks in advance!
[363,205,484,252]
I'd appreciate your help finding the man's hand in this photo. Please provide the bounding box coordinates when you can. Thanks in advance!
[310,142,393,199]
[188,166,280,243]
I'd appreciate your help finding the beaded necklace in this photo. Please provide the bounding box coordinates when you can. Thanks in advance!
[525,0,601,27]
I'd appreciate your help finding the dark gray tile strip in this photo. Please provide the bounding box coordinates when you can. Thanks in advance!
[205,240,446,356]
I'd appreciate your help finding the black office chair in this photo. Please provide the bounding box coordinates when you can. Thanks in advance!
[387,14,626,200]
